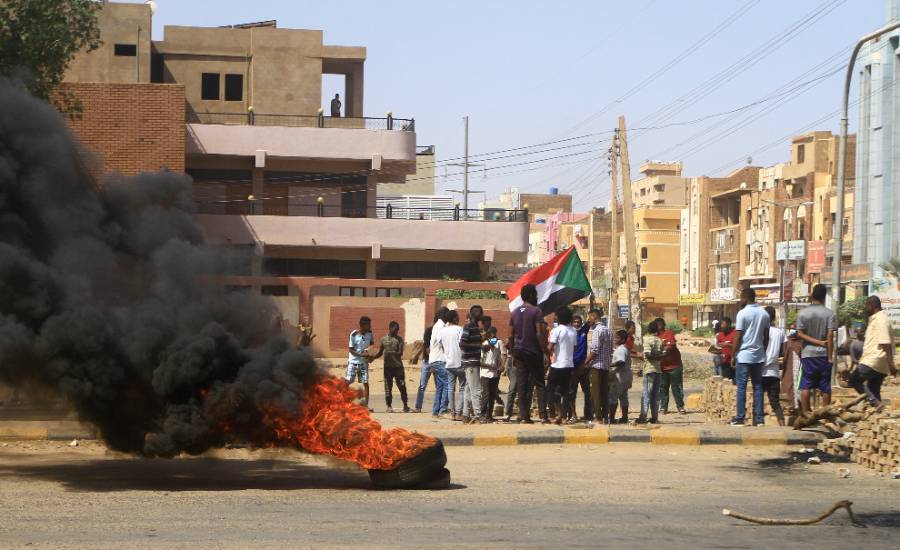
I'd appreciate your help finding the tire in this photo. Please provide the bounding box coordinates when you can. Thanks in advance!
[368,439,447,489]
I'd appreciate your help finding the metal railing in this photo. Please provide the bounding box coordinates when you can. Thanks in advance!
[187,111,415,131]
[194,201,527,222]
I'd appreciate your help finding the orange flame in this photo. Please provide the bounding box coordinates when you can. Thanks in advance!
[266,375,436,470]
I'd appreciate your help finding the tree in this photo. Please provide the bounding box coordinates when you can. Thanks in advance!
[837,296,866,328]
[880,257,900,281]
[0,0,101,112]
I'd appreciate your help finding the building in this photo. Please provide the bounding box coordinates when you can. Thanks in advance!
[62,2,528,357]
[679,167,760,327]
[377,145,436,196]
[617,206,685,323]
[632,162,689,207]
[855,0,900,274]
[520,190,573,223]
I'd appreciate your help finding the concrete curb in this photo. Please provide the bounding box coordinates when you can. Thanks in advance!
[0,424,824,447]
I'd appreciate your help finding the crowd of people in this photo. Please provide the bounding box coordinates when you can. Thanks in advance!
[709,284,896,426]
[342,282,895,428]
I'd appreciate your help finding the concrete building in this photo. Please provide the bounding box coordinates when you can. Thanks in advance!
[854,0,900,273]
[632,162,689,207]
[62,2,528,357]
[520,190,573,223]
[377,145,436,196]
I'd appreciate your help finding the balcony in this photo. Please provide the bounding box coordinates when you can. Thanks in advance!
[187,111,415,131]
[195,201,529,222]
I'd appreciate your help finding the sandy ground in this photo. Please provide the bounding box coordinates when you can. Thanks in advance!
[0,440,897,549]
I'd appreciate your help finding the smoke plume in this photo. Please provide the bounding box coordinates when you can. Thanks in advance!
[0,80,321,457]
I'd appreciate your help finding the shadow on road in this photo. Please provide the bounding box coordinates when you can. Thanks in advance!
[1,456,388,492]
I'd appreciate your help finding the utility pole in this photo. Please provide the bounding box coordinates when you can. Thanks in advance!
[608,143,620,327]
[446,116,484,219]
[618,116,643,346]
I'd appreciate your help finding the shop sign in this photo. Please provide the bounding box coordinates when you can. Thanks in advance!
[820,263,872,283]
[807,240,825,273]
[872,274,900,329]
[776,240,806,261]
[679,293,707,305]
[709,287,737,303]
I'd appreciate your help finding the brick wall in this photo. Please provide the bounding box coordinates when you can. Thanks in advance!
[59,82,185,175]
[329,306,406,351]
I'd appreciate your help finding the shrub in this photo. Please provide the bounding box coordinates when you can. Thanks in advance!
[666,321,684,334]
[435,289,504,300]
[837,297,867,327]
[692,325,714,337]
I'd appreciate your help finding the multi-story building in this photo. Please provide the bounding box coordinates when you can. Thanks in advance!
[632,162,689,207]
[855,0,900,276]
[679,167,760,327]
[62,2,528,357]
[520,189,573,223]
[377,145,436,196]
[587,208,617,296]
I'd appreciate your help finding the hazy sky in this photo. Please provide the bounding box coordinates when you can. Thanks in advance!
[147,0,886,210]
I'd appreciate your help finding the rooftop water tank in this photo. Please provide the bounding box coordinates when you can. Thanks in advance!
[549,187,559,195]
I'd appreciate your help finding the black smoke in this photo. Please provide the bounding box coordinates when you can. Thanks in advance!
[0,80,321,457]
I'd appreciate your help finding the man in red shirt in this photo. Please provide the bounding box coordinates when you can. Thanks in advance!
[655,318,686,415]
[715,317,736,381]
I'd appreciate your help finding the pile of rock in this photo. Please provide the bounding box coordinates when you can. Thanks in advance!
[702,375,787,423]
[819,409,900,474]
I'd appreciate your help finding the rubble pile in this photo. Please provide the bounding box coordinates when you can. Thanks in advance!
[819,410,900,474]
[702,376,786,423]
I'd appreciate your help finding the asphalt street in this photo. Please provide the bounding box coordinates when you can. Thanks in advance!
[0,440,897,548]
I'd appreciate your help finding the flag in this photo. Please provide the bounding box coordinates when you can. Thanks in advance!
[507,246,592,314]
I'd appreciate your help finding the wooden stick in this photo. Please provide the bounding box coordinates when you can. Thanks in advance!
[723,500,865,527]
[793,395,867,430]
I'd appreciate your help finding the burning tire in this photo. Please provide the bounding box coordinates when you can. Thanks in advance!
[368,439,448,489]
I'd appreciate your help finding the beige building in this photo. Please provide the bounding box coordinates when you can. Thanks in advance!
[632,162,689,207]
[377,145,436,196]
[63,2,527,357]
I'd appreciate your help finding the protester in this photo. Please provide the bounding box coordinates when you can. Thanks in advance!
[371,321,410,413]
[624,320,636,353]
[849,296,897,408]
[428,309,450,418]
[637,322,664,424]
[584,308,613,424]
[762,307,785,426]
[480,326,506,422]
[730,288,770,426]
[781,328,803,412]
[346,316,374,410]
[415,307,448,413]
[609,329,633,424]
[849,327,865,370]
[796,284,836,414]
[502,344,520,423]
[460,305,486,423]
[715,317,736,380]
[440,309,466,420]
[656,317,686,415]
[547,307,577,425]
[508,284,549,424]
[568,314,593,421]
[478,315,504,410]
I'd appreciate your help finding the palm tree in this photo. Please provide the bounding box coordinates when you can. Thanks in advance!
[880,257,900,289]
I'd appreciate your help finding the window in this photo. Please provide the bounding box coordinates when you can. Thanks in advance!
[640,247,648,260]
[842,216,850,238]
[114,44,137,56]
[224,74,243,101]
[716,265,731,288]
[341,189,367,218]
[375,287,402,298]
[798,219,806,240]
[201,73,220,100]
[339,287,366,297]
[261,285,289,296]
[715,230,726,250]
[150,52,164,83]
[639,276,647,289]
[797,143,805,164]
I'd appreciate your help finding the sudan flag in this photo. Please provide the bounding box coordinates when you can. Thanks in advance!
[507,246,592,314]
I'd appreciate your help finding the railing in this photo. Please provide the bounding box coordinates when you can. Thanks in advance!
[194,201,527,222]
[187,111,415,131]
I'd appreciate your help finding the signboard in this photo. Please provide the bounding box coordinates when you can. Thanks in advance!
[782,266,795,302]
[754,287,781,303]
[709,287,737,303]
[776,240,806,261]
[618,304,631,319]
[873,274,900,329]
[807,240,825,273]
[679,293,707,305]
[820,263,872,284]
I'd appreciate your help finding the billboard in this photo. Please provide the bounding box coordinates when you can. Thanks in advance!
[806,240,825,273]
[873,274,900,329]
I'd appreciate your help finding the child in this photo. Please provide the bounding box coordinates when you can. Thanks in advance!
[637,322,664,424]
[762,307,785,426]
[547,307,577,425]
[372,321,410,413]
[346,316,373,410]
[479,326,506,422]
[608,330,633,424]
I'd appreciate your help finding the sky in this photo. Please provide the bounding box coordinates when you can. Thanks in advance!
[146,0,887,211]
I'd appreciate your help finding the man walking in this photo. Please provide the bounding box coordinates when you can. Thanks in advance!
[371,321,410,413]
[460,305,486,423]
[730,287,770,426]
[796,284,836,414]
[849,296,896,408]
[508,284,549,424]
[584,308,613,424]
[415,307,448,413]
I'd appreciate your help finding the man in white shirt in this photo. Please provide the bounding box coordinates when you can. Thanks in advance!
[762,307,785,426]
[428,309,449,418]
[547,307,577,424]
[439,309,466,419]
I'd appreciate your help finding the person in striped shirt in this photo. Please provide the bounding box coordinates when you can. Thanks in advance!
[584,308,613,424]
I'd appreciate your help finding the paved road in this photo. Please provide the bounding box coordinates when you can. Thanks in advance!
[0,440,897,548]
